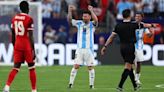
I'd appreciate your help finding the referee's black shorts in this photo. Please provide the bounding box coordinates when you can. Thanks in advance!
[120,43,135,64]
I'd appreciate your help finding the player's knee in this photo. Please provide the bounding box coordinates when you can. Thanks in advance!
[88,66,93,70]
[12,68,20,72]
[74,64,80,69]
[28,63,35,70]
[14,63,21,69]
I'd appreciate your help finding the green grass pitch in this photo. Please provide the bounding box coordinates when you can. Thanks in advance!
[0,65,164,92]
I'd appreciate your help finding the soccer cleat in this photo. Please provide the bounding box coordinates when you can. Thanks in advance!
[136,80,142,85]
[68,84,73,88]
[32,89,37,92]
[116,87,123,92]
[89,85,94,89]
[134,84,141,92]
[3,85,10,92]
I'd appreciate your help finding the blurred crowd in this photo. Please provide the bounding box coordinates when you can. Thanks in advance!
[41,0,164,45]
[0,0,163,45]
[40,0,164,20]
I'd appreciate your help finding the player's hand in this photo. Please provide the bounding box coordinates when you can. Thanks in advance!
[88,5,93,12]
[68,5,75,12]
[101,46,106,55]
[152,23,157,27]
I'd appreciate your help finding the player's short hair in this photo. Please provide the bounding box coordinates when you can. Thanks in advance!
[19,1,29,13]
[135,11,144,17]
[82,10,91,15]
[122,9,131,18]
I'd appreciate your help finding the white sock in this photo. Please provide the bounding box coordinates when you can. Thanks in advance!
[4,85,10,91]
[69,67,78,85]
[32,89,37,92]
[89,69,95,86]
[135,73,140,81]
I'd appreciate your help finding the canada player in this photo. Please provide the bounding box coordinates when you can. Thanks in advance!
[3,1,37,92]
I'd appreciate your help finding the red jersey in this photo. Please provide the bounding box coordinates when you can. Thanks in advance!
[11,13,34,51]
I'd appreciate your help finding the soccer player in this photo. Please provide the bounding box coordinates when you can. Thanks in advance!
[3,1,37,92]
[68,5,98,89]
[101,9,154,91]
[134,12,153,85]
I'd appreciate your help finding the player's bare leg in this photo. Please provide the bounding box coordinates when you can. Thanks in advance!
[3,63,21,92]
[88,66,95,89]
[135,62,142,85]
[68,64,80,88]
[28,63,37,92]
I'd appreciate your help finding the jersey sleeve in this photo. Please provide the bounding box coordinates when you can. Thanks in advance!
[27,18,34,31]
[144,28,150,34]
[71,19,78,26]
[92,21,98,27]
[113,24,118,34]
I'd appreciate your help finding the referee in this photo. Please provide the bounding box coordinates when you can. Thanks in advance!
[101,9,154,91]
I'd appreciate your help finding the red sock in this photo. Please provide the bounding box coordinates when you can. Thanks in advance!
[6,69,18,86]
[29,68,36,90]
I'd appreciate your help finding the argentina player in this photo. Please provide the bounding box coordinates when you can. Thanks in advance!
[67,5,98,89]
[134,12,153,85]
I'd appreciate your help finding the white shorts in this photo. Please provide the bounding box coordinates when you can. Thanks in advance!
[134,49,144,62]
[74,48,94,66]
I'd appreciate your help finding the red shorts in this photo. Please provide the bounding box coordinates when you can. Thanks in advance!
[14,49,34,64]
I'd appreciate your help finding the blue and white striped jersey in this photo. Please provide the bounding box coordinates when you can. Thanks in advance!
[135,28,150,50]
[72,19,96,50]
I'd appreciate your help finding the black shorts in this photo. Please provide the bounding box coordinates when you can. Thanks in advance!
[120,43,135,64]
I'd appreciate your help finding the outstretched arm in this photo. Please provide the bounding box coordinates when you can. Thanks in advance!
[88,5,98,26]
[68,5,75,23]
[101,32,117,55]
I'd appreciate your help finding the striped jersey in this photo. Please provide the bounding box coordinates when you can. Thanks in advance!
[135,28,150,50]
[72,19,96,49]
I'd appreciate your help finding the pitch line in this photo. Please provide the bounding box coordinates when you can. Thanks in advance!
[155,84,164,88]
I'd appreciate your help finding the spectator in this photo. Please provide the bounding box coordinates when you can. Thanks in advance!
[134,0,143,12]
[57,26,67,44]
[90,0,100,7]
[42,0,53,18]
[142,0,154,17]
[78,0,90,10]
[116,0,134,19]
[68,27,77,43]
[44,25,57,45]
[99,36,105,45]
[66,0,77,7]
[60,0,68,18]
[158,0,164,16]
[52,0,61,18]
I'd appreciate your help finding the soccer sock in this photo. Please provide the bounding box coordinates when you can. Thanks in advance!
[6,68,19,86]
[69,67,78,85]
[29,68,37,90]
[89,69,95,86]
[129,69,137,88]
[135,73,140,81]
[118,69,130,88]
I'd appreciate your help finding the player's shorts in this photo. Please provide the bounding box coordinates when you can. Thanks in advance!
[14,49,34,64]
[134,49,144,62]
[74,48,94,66]
[120,43,135,64]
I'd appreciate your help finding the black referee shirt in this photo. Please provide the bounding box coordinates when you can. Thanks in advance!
[113,21,144,44]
